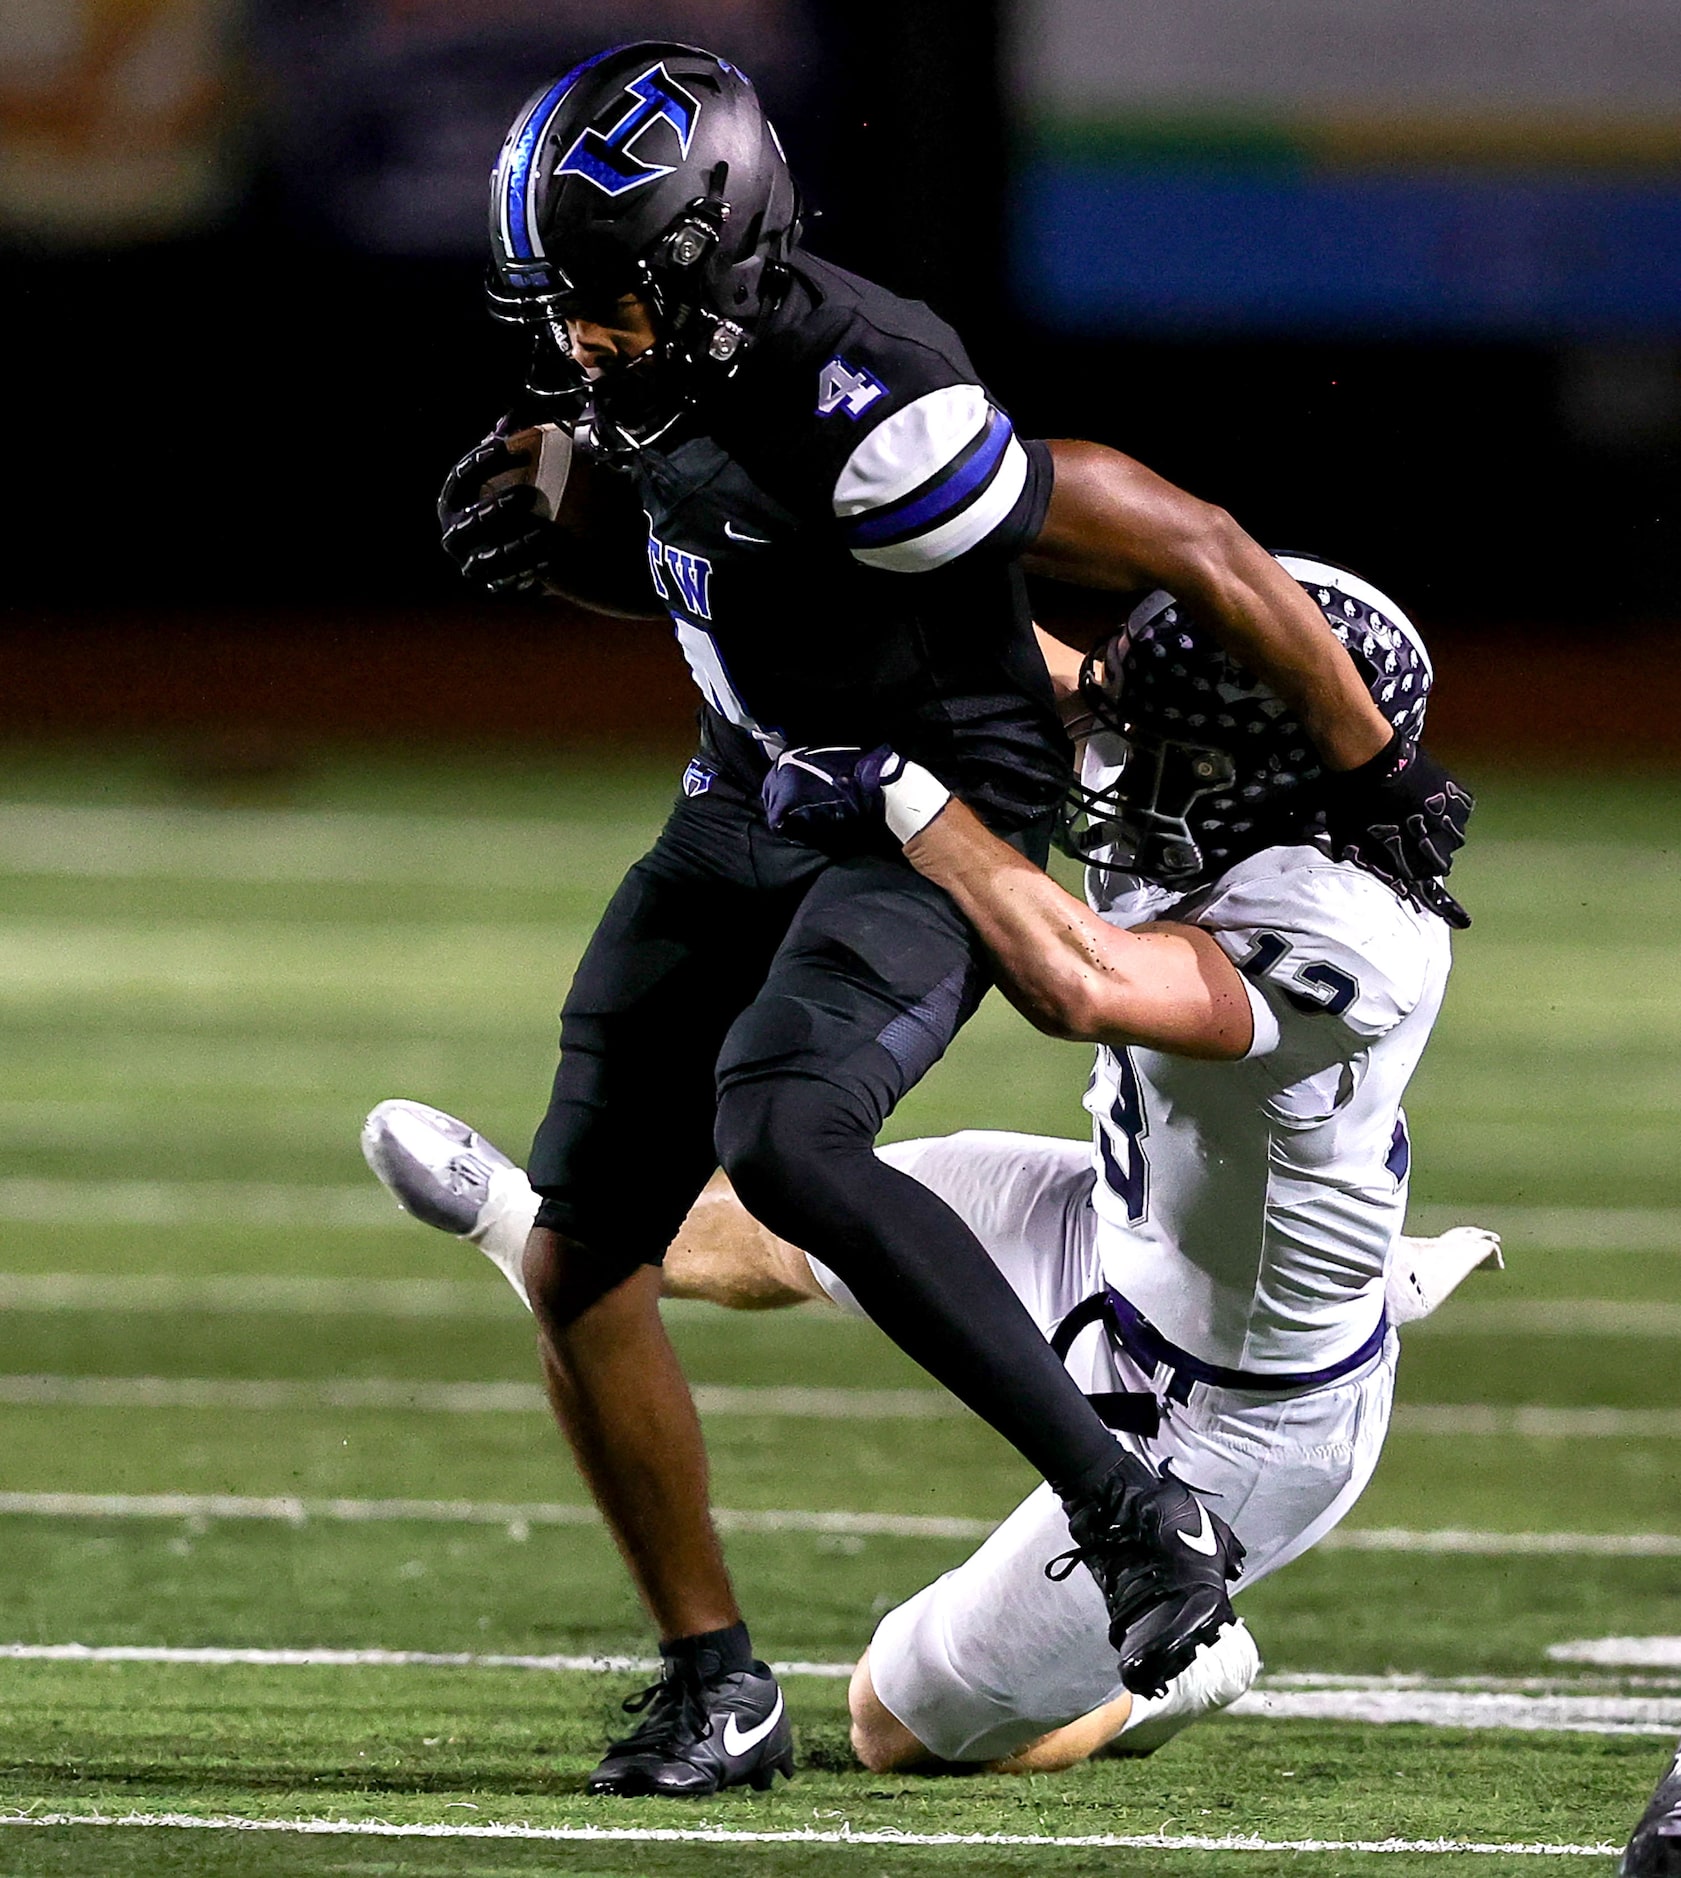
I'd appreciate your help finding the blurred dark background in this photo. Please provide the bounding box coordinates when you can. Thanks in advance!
[4,0,1678,751]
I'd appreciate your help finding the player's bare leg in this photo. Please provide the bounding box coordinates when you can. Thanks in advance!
[521,1231,793,1796]
[659,1174,830,1310]
[522,1240,740,1640]
[848,1620,1259,1777]
[849,1649,1134,1774]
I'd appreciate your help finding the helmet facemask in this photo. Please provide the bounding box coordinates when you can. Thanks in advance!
[1060,637,1242,886]
[487,234,733,452]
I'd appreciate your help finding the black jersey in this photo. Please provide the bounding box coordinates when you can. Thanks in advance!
[613,253,1069,830]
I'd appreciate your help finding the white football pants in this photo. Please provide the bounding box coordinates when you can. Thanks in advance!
[808,1130,1398,1764]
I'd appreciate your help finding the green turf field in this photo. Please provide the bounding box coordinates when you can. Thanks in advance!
[0,742,1677,1875]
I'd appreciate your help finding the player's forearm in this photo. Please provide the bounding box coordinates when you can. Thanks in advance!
[905,805,1123,1039]
[904,802,1248,1057]
[1024,440,1390,770]
[1169,543,1392,770]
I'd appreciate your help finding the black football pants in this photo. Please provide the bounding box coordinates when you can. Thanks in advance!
[527,767,1121,1497]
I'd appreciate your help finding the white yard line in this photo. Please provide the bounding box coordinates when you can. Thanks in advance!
[1,1491,1676,1562]
[0,1813,1623,1854]
[1412,1300,1681,1337]
[0,1183,400,1231]
[0,1491,995,1541]
[0,1271,505,1315]
[1549,1638,1681,1668]
[0,1375,962,1420]
[0,1643,850,1679]
[1408,1205,1681,1252]
[1393,1405,1681,1439]
[7,1646,1679,1722]
[0,803,620,890]
[1229,1688,1681,1735]
[0,1375,1672,1434]
[1266,1673,1681,1693]
[1319,1528,1681,1557]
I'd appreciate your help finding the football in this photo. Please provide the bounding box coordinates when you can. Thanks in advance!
[489,424,664,618]
[483,424,574,522]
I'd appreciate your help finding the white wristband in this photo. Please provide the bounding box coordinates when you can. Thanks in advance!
[881,757,952,845]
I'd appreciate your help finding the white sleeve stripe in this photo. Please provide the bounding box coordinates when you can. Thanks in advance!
[850,435,1029,573]
[833,385,991,517]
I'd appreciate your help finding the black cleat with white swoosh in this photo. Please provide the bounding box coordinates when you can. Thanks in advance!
[1051,1460,1246,1700]
[587,1658,794,1798]
[1623,1738,1681,1877]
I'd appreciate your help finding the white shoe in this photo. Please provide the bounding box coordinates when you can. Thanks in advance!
[1107,1618,1261,1756]
[1386,1226,1504,1327]
[360,1099,538,1308]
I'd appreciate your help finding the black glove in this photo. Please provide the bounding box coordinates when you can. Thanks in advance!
[438,426,558,595]
[1323,731,1474,929]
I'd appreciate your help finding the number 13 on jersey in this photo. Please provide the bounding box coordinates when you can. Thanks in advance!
[1095,1047,1150,1223]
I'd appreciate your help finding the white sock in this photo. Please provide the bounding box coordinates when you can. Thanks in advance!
[466,1165,539,1311]
[1111,1619,1260,1755]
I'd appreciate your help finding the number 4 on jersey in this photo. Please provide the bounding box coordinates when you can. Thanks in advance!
[817,355,887,419]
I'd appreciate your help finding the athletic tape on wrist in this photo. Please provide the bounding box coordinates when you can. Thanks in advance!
[882,760,952,845]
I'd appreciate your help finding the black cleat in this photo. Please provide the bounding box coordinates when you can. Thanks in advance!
[587,1659,795,1799]
[1052,1461,1246,1699]
[1624,1740,1681,1877]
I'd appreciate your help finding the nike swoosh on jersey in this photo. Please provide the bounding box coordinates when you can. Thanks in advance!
[723,521,771,544]
[721,1691,785,1757]
[1179,1500,1219,1556]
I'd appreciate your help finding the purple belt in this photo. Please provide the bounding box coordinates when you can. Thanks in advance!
[1103,1288,1389,1404]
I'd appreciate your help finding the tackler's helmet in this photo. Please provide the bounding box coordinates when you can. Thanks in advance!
[487,43,801,450]
[1061,554,1433,887]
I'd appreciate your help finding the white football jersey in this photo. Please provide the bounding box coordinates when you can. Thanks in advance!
[1083,840,1451,1375]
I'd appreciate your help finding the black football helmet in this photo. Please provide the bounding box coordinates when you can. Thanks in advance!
[1061,554,1434,887]
[487,43,801,452]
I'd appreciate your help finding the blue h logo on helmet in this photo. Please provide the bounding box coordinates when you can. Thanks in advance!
[555,64,700,198]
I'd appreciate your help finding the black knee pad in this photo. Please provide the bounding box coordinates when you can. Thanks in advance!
[718,990,897,1140]
[714,1073,874,1241]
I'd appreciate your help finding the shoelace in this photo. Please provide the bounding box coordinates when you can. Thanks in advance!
[1045,1465,1222,1586]
[605,1669,714,1756]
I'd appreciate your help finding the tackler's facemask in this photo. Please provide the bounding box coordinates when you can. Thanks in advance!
[487,43,802,458]
[1059,630,1241,887]
[1057,557,1435,891]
